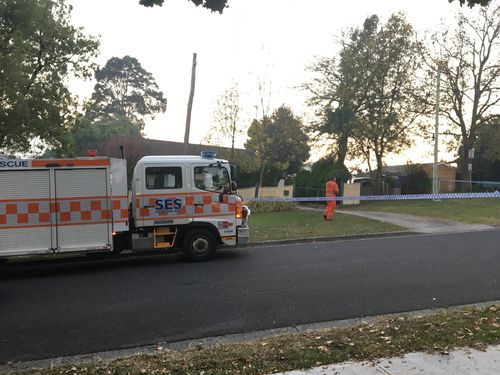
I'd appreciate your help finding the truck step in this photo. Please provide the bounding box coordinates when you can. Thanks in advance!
[154,226,177,249]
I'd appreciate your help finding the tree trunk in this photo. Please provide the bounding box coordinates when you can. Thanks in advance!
[337,131,349,166]
[255,160,266,198]
[231,120,235,161]
[458,145,471,193]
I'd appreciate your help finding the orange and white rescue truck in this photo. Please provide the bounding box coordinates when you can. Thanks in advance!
[0,152,250,262]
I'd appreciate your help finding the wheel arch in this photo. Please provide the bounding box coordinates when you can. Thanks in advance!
[175,222,221,247]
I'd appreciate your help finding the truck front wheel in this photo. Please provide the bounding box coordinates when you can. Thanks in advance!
[182,229,216,262]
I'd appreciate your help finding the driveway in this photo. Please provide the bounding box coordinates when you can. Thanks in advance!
[338,209,494,234]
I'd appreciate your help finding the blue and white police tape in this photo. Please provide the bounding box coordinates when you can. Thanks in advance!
[244,191,500,202]
[440,179,500,186]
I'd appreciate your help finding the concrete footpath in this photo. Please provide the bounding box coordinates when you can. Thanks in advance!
[274,344,500,374]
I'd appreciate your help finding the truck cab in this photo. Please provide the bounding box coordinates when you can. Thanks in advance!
[128,152,250,261]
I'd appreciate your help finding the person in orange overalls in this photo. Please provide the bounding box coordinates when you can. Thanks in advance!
[323,176,340,221]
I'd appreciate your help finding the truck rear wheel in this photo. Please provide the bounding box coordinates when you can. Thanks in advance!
[182,229,216,262]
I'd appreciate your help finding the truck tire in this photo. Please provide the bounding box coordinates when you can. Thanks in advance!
[112,232,130,254]
[182,228,216,262]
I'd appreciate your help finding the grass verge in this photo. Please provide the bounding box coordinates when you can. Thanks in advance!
[8,304,500,375]
[249,209,404,242]
[344,198,500,225]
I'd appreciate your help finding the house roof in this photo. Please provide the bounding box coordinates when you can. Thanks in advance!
[382,162,456,175]
[98,135,252,161]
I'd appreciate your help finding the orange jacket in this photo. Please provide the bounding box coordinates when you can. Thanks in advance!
[325,180,339,197]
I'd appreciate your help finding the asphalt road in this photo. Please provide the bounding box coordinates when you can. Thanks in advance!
[1,229,500,364]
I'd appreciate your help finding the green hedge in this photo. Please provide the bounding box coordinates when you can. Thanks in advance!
[294,156,351,198]
[246,200,296,213]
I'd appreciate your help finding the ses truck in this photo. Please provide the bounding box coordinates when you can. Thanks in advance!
[0,152,250,262]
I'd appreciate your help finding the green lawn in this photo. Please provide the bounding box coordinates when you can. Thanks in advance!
[250,209,403,242]
[343,198,500,225]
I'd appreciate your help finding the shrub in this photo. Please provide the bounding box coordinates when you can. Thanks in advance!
[246,200,296,213]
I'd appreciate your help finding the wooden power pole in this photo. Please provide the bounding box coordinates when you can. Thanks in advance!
[433,63,441,197]
[183,53,197,154]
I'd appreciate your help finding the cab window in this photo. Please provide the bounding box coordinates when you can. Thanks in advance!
[194,166,230,193]
[145,167,182,190]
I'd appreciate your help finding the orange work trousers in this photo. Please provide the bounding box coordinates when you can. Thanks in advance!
[323,194,337,221]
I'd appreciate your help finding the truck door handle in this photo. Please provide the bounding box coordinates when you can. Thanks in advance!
[194,203,204,207]
[144,205,154,208]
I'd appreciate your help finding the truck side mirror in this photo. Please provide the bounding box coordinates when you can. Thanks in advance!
[231,181,238,192]
[230,163,237,181]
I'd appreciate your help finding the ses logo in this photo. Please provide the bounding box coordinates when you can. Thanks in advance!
[154,198,182,211]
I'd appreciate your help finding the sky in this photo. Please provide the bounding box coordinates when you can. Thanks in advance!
[67,0,463,167]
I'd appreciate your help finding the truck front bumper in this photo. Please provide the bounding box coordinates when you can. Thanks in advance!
[237,226,250,245]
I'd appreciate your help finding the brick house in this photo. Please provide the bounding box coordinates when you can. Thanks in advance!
[382,163,457,193]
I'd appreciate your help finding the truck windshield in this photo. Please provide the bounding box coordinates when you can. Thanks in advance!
[194,166,230,193]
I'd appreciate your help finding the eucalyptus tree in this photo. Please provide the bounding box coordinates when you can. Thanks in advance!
[450,0,492,7]
[85,56,167,133]
[307,13,429,192]
[305,37,360,167]
[354,14,429,190]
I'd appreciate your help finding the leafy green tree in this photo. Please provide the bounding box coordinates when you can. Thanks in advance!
[476,120,500,162]
[85,56,167,132]
[294,156,351,198]
[450,0,492,7]
[305,17,376,167]
[71,116,141,157]
[139,0,228,13]
[246,117,273,193]
[353,14,428,192]
[473,119,500,182]
[203,84,244,160]
[307,14,429,193]
[0,0,99,153]
[245,106,310,195]
[268,107,310,175]
[428,4,500,190]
